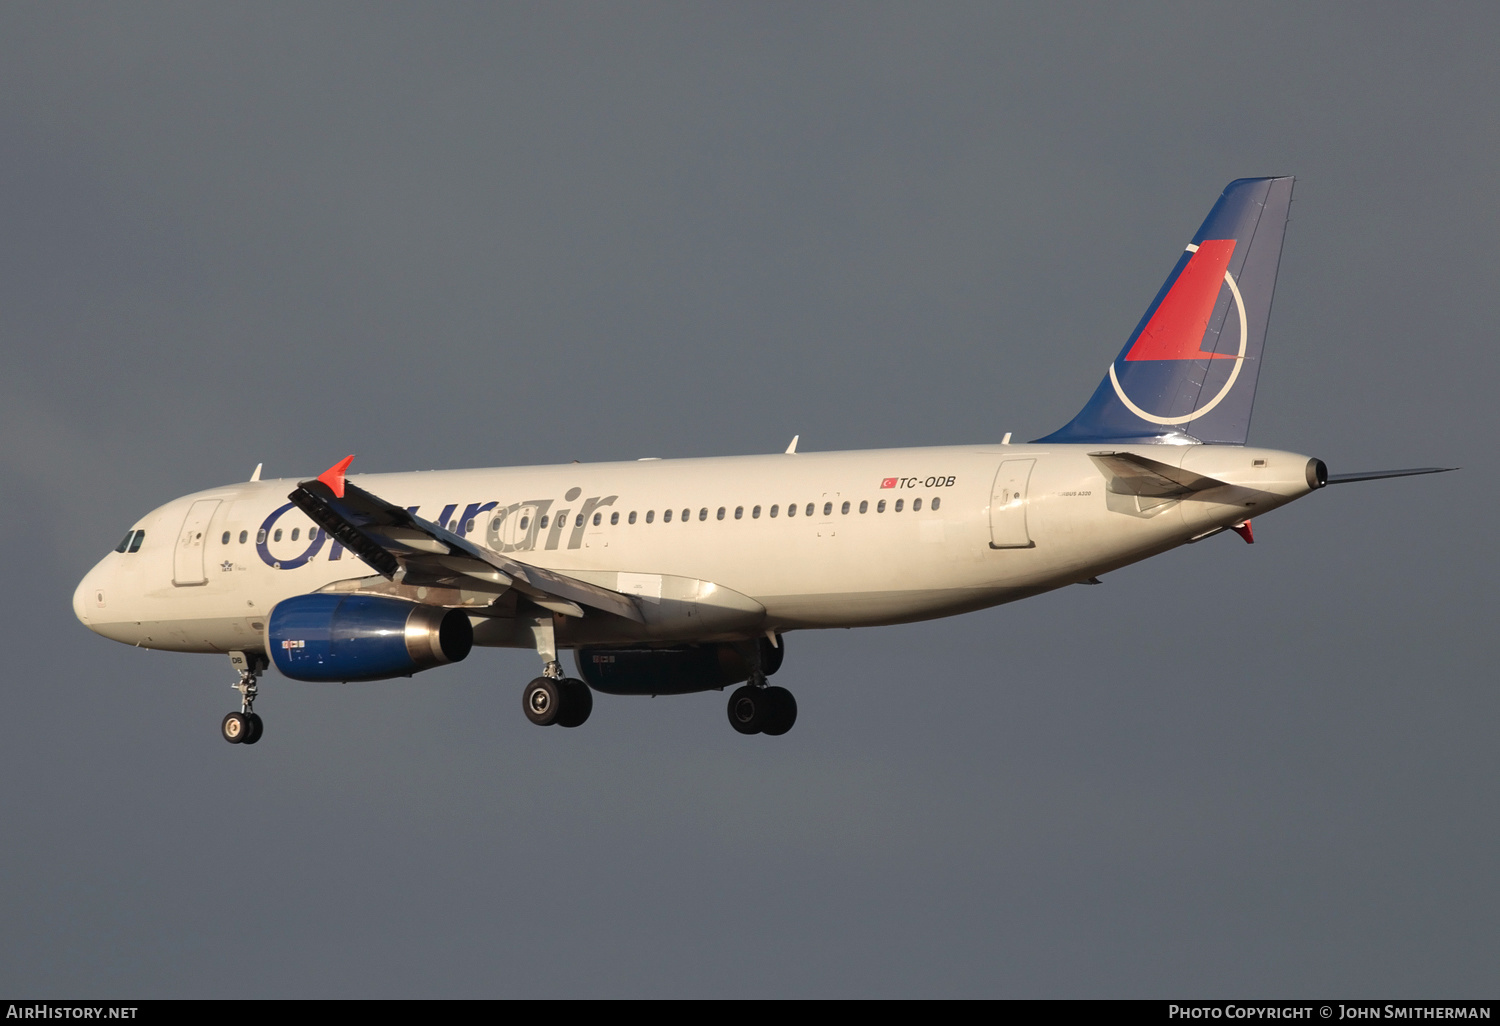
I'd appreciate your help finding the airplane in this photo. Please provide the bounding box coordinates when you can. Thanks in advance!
[72,177,1453,744]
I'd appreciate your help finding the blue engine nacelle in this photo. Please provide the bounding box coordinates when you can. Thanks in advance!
[267,593,474,682]
[576,636,783,695]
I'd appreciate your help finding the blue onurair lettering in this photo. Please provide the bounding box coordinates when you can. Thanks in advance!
[256,502,327,570]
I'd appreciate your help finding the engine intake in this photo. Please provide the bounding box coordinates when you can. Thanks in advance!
[267,594,473,682]
[577,637,783,695]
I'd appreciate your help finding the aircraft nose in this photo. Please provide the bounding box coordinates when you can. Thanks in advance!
[73,563,101,628]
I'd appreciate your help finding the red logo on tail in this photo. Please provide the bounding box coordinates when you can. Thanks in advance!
[1125,239,1237,361]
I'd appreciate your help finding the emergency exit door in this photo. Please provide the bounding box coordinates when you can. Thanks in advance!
[988,459,1035,549]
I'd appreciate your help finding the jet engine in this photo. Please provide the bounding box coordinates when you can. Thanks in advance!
[267,593,473,682]
[576,636,783,695]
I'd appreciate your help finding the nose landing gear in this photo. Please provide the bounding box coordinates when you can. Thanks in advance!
[222,651,266,745]
[221,710,262,744]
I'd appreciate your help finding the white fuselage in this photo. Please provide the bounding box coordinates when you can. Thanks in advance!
[73,441,1318,658]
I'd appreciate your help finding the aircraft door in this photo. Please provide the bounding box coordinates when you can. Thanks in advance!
[173,499,220,585]
[988,459,1035,549]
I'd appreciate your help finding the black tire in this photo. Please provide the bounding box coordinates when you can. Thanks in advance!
[242,713,264,745]
[523,676,562,726]
[760,686,797,736]
[221,712,248,744]
[727,685,765,735]
[556,678,593,728]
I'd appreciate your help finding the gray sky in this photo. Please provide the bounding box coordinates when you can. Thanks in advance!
[1,3,1495,997]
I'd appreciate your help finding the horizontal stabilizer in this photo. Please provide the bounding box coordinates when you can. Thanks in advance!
[1326,467,1457,485]
[1089,451,1231,497]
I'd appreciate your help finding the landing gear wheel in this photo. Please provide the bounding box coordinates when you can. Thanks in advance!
[221,712,249,744]
[556,678,593,728]
[523,677,562,726]
[760,686,797,736]
[727,685,767,735]
[242,712,264,745]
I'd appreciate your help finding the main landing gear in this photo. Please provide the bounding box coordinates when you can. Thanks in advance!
[726,638,797,736]
[522,673,593,728]
[522,616,592,728]
[222,651,266,745]
[727,684,797,736]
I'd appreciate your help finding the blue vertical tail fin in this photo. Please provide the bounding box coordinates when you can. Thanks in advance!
[1035,177,1294,445]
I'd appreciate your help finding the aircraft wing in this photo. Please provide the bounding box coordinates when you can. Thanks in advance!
[1088,451,1231,497]
[287,457,643,623]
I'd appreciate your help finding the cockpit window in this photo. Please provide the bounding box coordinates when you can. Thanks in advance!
[127,530,145,553]
[115,531,134,553]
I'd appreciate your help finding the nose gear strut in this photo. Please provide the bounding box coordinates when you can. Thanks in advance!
[222,651,267,745]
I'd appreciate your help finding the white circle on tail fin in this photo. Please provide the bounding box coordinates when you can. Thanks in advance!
[1108,260,1249,426]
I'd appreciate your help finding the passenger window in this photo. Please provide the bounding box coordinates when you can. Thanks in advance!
[769,505,779,518]
[291,528,300,542]
[932,497,941,511]
[239,530,248,544]
[877,500,886,513]
[664,509,673,523]
[646,510,654,523]
[735,506,743,520]
[716,507,726,520]
[520,516,530,531]
[628,511,637,524]
[841,501,850,515]
[682,508,690,523]
[913,498,922,511]
[575,515,585,528]
[128,530,145,553]
[753,505,761,518]
[274,528,283,542]
[221,531,231,545]
[256,529,267,544]
[698,508,707,522]
[610,512,619,525]
[465,519,475,533]
[592,512,601,526]
[859,500,868,514]
[115,531,133,553]
[805,503,814,517]
[787,503,797,517]
[822,502,832,516]
[895,499,904,512]
[540,515,550,529]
